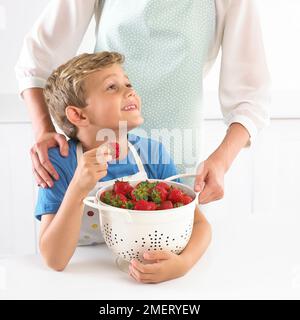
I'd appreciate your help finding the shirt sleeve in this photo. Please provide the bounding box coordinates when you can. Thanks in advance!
[35,148,71,221]
[219,0,271,146]
[15,0,96,96]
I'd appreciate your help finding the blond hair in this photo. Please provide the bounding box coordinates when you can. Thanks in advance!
[44,51,125,139]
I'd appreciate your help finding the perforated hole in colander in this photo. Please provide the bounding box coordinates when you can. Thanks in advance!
[102,221,194,263]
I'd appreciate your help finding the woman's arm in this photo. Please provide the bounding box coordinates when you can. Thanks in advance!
[15,0,96,96]
[25,88,69,188]
[219,0,271,144]
[194,122,250,204]
[22,88,55,140]
[15,0,96,186]
[194,0,271,203]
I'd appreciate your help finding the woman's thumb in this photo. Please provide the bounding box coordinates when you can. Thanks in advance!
[194,161,205,192]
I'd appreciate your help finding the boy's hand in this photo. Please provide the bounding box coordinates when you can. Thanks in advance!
[129,251,188,284]
[73,145,112,195]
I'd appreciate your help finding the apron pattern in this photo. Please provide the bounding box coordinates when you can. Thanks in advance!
[95,0,216,178]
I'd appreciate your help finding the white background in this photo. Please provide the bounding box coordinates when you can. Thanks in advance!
[0,0,300,296]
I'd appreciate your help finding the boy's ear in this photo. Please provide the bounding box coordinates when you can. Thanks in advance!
[65,106,89,127]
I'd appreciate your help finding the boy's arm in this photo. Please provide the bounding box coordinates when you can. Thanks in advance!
[39,180,86,271]
[39,146,112,271]
[179,207,212,270]
[129,207,211,283]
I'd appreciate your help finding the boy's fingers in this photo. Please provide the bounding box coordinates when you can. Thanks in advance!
[96,162,108,171]
[96,154,113,164]
[84,144,111,154]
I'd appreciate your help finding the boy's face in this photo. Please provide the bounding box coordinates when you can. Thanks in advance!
[83,64,143,132]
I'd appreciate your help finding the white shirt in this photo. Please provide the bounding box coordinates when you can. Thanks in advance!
[15,0,271,144]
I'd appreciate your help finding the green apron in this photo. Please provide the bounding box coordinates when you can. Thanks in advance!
[95,0,216,183]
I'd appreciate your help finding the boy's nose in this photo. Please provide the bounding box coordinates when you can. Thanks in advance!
[126,88,136,97]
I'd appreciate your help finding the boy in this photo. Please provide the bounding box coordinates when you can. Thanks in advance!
[35,51,211,283]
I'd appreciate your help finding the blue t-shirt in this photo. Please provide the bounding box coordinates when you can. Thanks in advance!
[35,134,179,220]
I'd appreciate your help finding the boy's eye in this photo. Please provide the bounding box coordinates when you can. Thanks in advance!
[106,83,133,91]
[107,84,117,90]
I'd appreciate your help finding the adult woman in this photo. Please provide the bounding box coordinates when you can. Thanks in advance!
[15,0,270,204]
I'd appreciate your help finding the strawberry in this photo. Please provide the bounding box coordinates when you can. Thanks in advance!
[182,195,193,205]
[156,182,170,191]
[100,190,114,205]
[134,200,156,211]
[167,187,184,203]
[150,186,168,204]
[113,180,133,196]
[130,181,156,201]
[123,200,135,210]
[158,200,173,210]
[110,193,128,208]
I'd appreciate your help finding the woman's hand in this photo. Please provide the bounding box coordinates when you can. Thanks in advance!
[194,123,251,204]
[30,132,69,188]
[193,153,226,204]
[129,251,188,284]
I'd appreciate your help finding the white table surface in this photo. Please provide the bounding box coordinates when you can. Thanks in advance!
[1,215,300,300]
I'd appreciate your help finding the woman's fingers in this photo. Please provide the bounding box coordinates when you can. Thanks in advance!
[32,167,47,188]
[30,147,55,187]
[199,180,224,204]
[54,133,69,157]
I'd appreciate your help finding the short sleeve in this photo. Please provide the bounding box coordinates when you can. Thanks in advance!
[34,149,72,221]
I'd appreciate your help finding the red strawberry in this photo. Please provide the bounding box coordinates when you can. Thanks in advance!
[150,186,168,204]
[158,200,173,210]
[168,188,184,203]
[156,182,170,191]
[134,200,156,211]
[113,180,133,196]
[182,195,193,205]
[110,193,127,208]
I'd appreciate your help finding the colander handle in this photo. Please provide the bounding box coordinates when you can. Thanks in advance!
[164,173,202,205]
[83,196,127,213]
[83,196,133,222]
[83,196,99,209]
[164,173,198,181]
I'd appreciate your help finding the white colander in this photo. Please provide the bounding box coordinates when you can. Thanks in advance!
[83,173,200,270]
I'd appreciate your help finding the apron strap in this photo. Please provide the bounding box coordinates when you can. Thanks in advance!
[127,141,147,175]
[76,142,83,163]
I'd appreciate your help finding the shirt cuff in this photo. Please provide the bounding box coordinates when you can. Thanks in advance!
[224,114,259,148]
[18,77,47,99]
